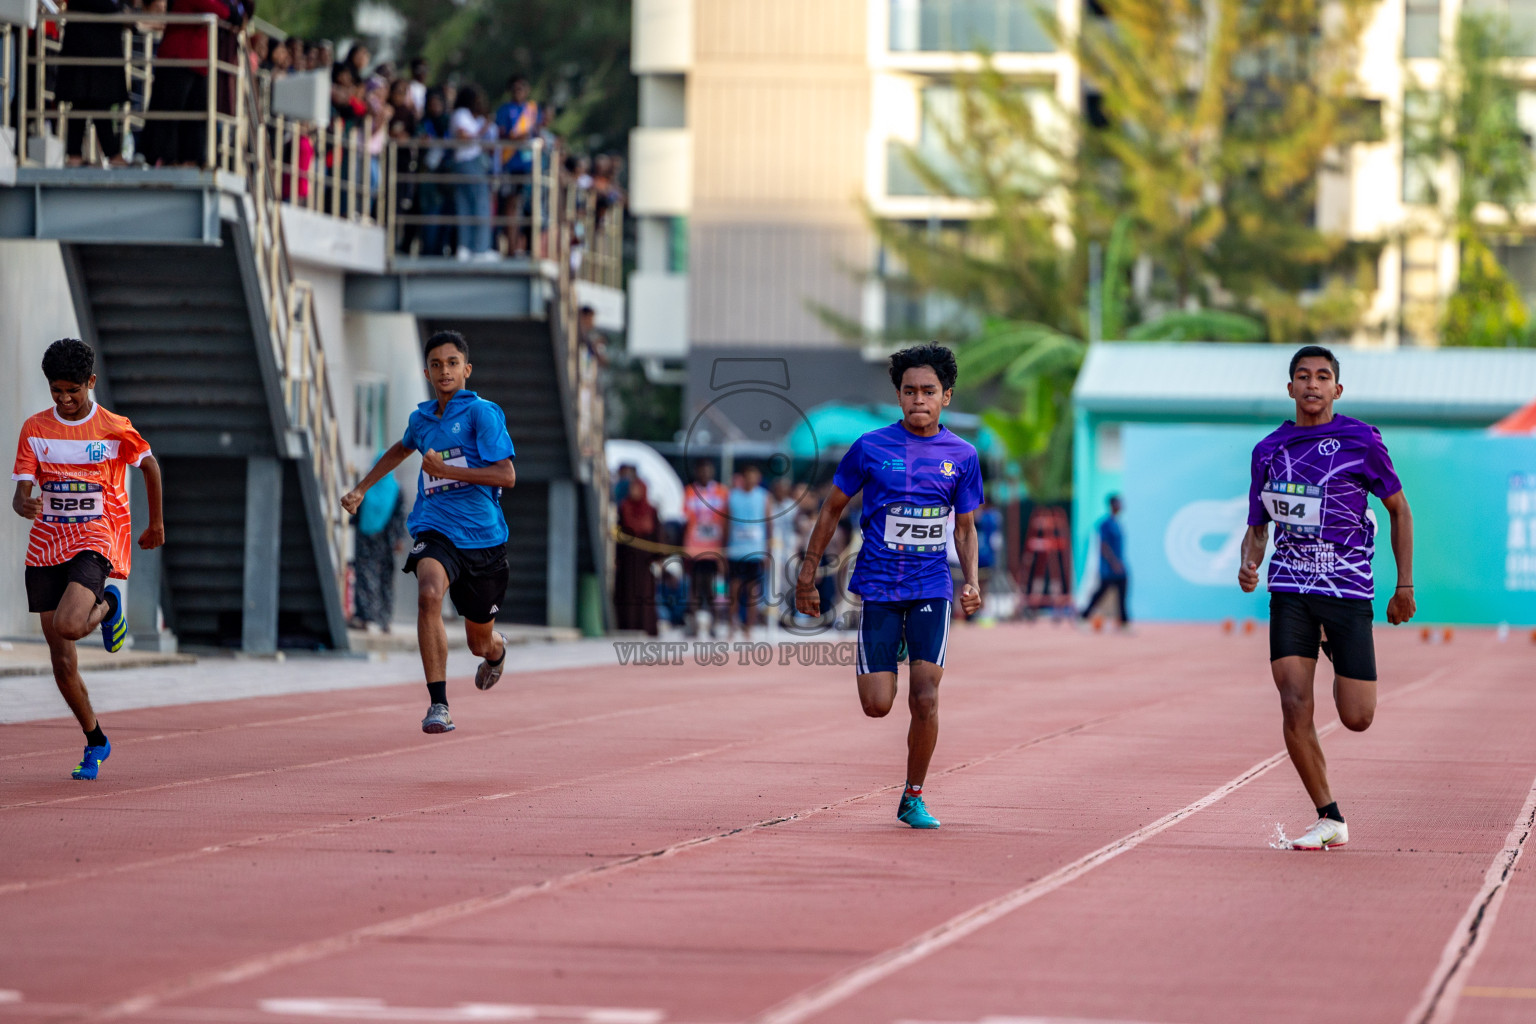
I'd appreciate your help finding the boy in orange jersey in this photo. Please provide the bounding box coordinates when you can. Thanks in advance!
[11,339,164,780]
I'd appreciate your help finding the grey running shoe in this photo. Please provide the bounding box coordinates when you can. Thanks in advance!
[421,702,455,734]
[475,632,509,691]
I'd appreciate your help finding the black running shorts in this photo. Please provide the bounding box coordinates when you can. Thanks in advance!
[1269,590,1377,681]
[403,530,510,624]
[25,549,113,614]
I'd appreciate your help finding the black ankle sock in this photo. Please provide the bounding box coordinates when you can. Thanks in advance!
[488,640,506,667]
[85,723,106,747]
[1317,801,1344,823]
[101,589,119,619]
[426,681,447,707]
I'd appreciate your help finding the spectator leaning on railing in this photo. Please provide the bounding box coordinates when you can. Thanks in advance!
[57,0,130,166]
[141,0,242,167]
[449,86,496,262]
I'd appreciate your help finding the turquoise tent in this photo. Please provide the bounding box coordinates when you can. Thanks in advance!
[787,403,1001,458]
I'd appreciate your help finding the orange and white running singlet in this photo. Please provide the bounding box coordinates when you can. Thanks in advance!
[11,404,152,577]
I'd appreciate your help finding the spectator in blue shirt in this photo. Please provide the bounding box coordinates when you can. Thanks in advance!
[1081,493,1129,626]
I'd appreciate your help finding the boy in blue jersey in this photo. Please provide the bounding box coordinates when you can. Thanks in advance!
[796,343,984,829]
[342,330,518,734]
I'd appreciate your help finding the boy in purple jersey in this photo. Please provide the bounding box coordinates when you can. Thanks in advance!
[796,343,984,829]
[1239,345,1416,850]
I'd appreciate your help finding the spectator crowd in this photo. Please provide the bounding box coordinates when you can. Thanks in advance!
[17,0,627,263]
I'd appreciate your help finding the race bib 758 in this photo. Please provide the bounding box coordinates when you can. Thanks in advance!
[882,504,950,552]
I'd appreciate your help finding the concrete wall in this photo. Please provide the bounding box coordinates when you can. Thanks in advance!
[0,241,83,638]
[689,0,872,348]
[342,310,427,626]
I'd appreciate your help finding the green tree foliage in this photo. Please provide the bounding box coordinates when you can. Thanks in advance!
[1077,0,1379,340]
[396,0,634,153]
[1405,13,1536,346]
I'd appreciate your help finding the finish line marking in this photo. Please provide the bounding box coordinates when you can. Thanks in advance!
[750,668,1449,1024]
[1403,768,1536,1024]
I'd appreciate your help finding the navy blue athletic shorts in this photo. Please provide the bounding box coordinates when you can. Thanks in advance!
[857,598,951,675]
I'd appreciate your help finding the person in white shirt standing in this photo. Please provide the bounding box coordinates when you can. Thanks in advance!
[449,87,497,261]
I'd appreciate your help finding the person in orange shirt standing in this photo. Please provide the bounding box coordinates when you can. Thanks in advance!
[682,458,729,637]
[11,339,164,780]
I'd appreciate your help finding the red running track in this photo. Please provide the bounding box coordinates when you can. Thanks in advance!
[1,623,1534,1024]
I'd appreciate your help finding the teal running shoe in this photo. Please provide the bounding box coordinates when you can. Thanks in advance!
[72,738,111,780]
[898,792,940,829]
[100,584,127,653]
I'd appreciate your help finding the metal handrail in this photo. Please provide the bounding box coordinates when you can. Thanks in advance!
[14,11,245,171]
[244,86,351,603]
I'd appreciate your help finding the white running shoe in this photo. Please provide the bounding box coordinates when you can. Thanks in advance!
[1288,817,1348,850]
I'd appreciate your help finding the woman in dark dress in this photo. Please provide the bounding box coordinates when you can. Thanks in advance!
[615,479,660,636]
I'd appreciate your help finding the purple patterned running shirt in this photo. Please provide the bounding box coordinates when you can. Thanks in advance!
[1247,415,1402,600]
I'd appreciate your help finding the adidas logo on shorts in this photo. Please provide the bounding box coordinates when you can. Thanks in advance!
[920,604,932,612]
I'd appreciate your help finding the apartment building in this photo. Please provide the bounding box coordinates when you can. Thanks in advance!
[627,0,1536,423]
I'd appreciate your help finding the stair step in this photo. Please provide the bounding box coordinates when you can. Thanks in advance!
[111,382,268,406]
[89,284,245,309]
[94,308,252,333]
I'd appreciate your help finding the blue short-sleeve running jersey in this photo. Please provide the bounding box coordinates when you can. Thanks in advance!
[833,421,983,602]
[400,389,515,550]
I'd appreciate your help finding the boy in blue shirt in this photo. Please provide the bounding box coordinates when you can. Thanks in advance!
[796,343,984,829]
[342,330,517,733]
[725,463,771,640]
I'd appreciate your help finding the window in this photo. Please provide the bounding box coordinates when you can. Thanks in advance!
[668,216,689,274]
[1404,0,1441,58]
[889,0,1055,54]
[354,377,388,453]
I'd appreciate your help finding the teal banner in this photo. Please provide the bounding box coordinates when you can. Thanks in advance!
[1119,424,1536,624]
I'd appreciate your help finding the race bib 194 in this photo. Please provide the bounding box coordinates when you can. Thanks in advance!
[41,480,105,523]
[422,447,471,495]
[1262,481,1323,534]
[882,504,950,552]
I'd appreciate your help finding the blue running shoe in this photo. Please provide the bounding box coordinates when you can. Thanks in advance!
[898,792,940,829]
[100,584,127,653]
[72,738,110,780]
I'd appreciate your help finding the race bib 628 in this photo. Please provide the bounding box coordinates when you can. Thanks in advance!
[1262,481,1323,533]
[41,480,105,523]
[882,504,950,552]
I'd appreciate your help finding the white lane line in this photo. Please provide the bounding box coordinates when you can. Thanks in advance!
[258,996,664,1022]
[1403,767,1536,1024]
[0,697,717,813]
[749,667,1450,1024]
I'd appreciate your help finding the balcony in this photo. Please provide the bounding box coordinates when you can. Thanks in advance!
[629,127,692,216]
[888,0,1055,54]
[632,0,693,73]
